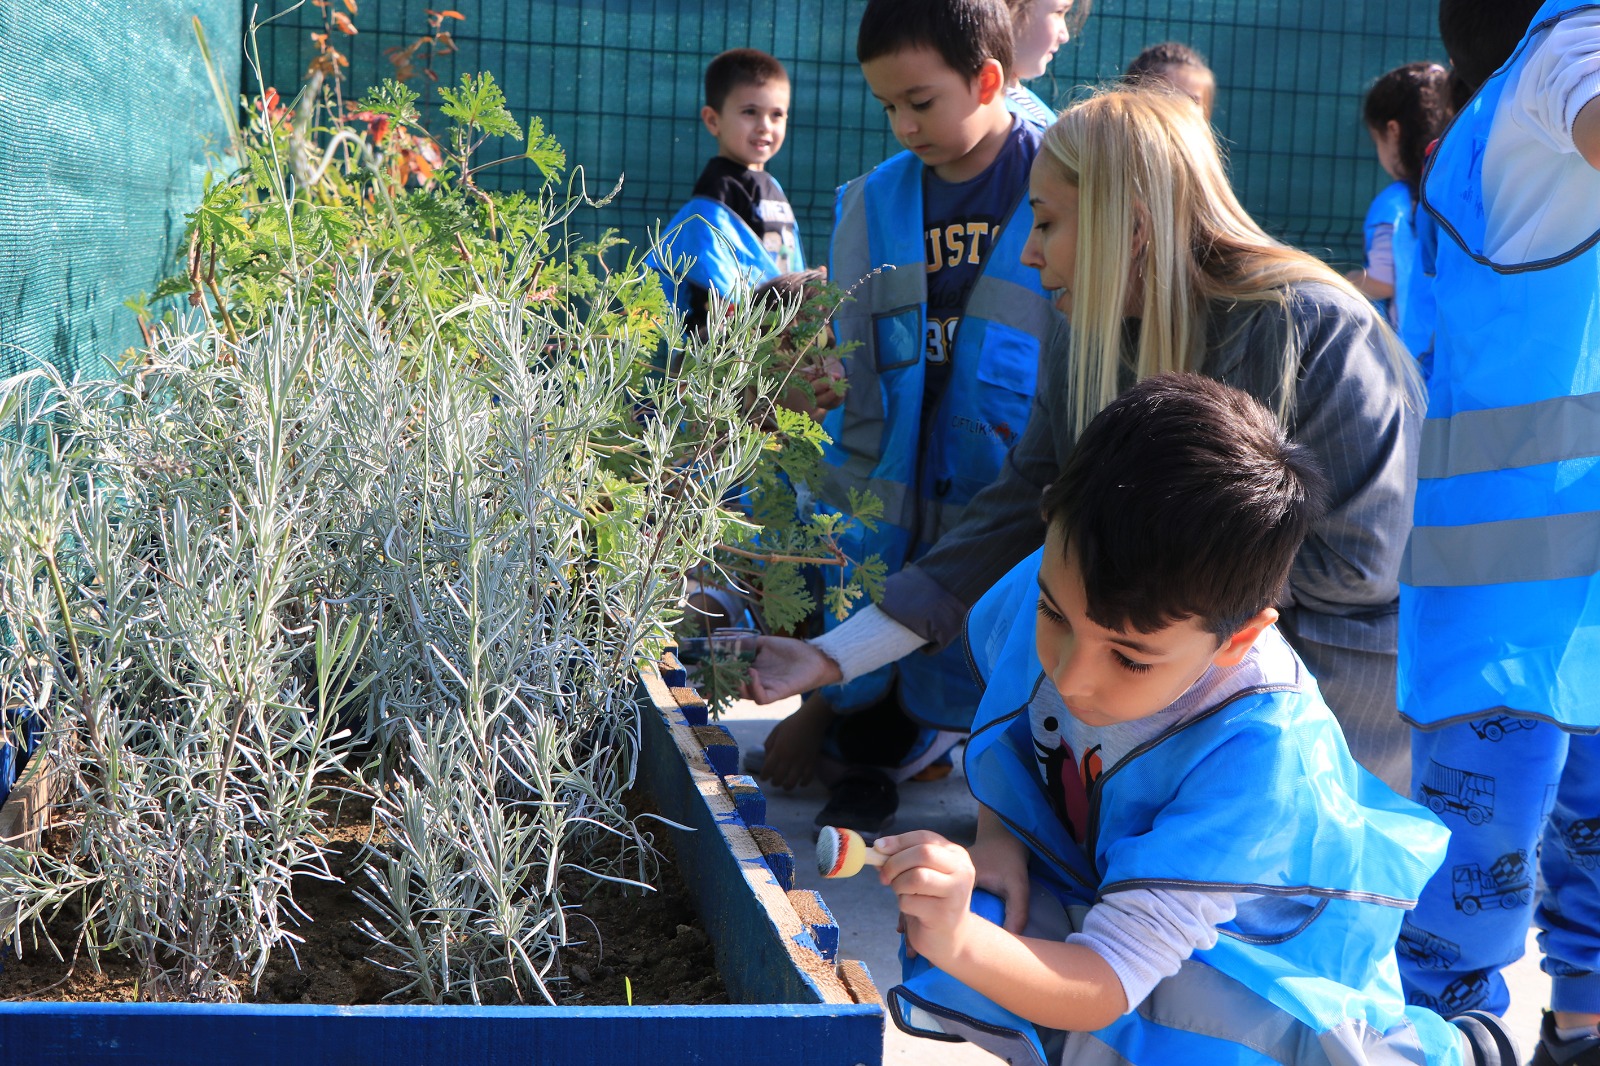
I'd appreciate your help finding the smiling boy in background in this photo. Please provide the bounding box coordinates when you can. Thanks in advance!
[648,49,804,336]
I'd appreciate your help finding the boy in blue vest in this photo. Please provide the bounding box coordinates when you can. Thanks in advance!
[754,0,1058,834]
[647,49,804,336]
[871,374,1519,1066]
[1396,3,1600,1063]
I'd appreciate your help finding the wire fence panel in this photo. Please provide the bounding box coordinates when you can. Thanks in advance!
[0,2,241,380]
[1061,1,1443,266]
[0,1,1441,383]
[246,0,1442,279]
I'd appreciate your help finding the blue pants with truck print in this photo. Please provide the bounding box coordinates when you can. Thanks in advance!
[1401,718,1600,1016]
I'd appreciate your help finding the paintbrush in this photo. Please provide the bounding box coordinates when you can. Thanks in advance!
[815,825,889,878]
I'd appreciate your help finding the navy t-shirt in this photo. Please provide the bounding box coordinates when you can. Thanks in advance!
[919,119,1040,433]
[684,157,801,334]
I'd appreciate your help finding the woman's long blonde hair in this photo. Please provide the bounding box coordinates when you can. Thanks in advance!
[1040,88,1415,428]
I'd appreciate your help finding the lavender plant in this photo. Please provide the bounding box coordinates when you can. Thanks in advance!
[0,10,870,1003]
[0,214,793,1004]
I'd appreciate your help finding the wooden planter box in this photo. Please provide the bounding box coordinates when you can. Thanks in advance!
[0,657,884,1065]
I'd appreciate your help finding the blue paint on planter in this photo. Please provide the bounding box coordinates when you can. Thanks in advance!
[0,1001,883,1065]
[724,774,766,826]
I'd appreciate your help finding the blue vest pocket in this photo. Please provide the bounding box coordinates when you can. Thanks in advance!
[972,320,1039,446]
[874,306,923,373]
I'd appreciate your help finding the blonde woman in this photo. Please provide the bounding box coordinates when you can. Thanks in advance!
[749,88,1421,793]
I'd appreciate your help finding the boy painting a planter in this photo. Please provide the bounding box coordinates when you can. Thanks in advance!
[870,374,1519,1066]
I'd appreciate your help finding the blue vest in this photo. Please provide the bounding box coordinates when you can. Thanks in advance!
[819,146,1056,725]
[644,197,799,316]
[889,549,1467,1065]
[1401,0,1600,730]
[1362,179,1435,358]
[1363,180,1414,340]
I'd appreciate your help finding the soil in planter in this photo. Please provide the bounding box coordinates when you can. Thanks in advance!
[0,788,726,1007]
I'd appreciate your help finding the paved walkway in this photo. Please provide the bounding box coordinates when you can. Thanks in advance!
[720,696,1552,1065]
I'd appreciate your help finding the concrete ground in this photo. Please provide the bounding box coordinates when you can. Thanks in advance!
[721,695,1552,1065]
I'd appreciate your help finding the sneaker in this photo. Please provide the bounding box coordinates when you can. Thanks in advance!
[1449,1010,1521,1066]
[1531,1011,1600,1066]
[814,767,898,838]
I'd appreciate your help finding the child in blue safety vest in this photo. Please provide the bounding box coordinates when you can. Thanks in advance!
[751,0,1061,837]
[646,48,804,337]
[1396,3,1600,1064]
[1345,62,1452,359]
[869,372,1520,1066]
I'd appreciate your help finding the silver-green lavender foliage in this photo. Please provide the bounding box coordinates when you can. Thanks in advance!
[0,247,782,1003]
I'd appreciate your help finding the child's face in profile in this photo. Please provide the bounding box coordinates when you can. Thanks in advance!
[1012,0,1075,81]
[1368,119,1403,181]
[861,46,1003,180]
[1034,524,1259,727]
[702,79,790,170]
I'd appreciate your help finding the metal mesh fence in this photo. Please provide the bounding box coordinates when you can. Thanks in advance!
[250,0,1441,275]
[0,2,241,381]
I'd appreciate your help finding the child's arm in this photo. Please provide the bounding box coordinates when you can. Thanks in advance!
[878,830,1128,1033]
[966,805,1033,936]
[1576,96,1600,170]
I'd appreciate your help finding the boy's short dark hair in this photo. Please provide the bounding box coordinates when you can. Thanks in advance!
[857,0,1015,81]
[705,48,788,112]
[1041,373,1328,638]
[1438,0,1543,98]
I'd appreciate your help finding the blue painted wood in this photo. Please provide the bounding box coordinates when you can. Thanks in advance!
[635,674,845,1009]
[0,671,883,1065]
[697,723,739,777]
[0,1002,882,1065]
[658,651,688,688]
[792,890,841,963]
[724,774,766,827]
[755,826,796,892]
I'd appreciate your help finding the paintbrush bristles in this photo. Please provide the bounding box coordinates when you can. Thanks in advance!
[816,825,887,878]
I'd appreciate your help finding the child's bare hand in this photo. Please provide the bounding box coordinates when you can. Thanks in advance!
[876,830,978,964]
[774,356,847,420]
[799,356,847,416]
[758,693,834,790]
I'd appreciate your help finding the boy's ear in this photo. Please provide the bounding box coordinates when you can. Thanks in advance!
[976,58,1006,105]
[700,105,721,138]
[1211,607,1278,668]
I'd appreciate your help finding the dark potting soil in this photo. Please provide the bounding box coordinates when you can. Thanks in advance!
[0,788,726,1008]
